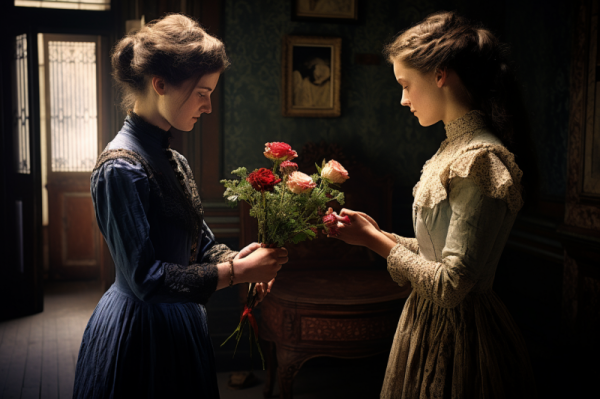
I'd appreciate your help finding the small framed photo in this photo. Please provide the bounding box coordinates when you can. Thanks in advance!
[292,0,359,22]
[282,36,342,118]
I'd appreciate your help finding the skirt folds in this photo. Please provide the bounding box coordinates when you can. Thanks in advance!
[381,290,536,399]
[73,284,219,399]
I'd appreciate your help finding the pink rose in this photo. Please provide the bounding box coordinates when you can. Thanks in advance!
[264,142,298,161]
[286,171,316,194]
[321,160,349,184]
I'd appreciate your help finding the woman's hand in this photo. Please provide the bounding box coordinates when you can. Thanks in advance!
[351,211,381,232]
[235,245,288,284]
[329,209,381,246]
[255,278,275,304]
[329,209,397,259]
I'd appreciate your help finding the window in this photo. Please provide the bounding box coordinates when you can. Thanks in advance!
[14,0,110,11]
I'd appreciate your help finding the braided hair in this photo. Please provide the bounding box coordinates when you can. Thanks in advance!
[384,11,538,202]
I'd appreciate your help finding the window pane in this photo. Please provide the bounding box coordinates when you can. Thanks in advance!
[15,0,110,11]
[48,41,98,172]
[14,34,30,175]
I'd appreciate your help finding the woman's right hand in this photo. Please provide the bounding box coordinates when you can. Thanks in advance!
[235,245,288,284]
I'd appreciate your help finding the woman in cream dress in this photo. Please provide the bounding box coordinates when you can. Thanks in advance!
[331,12,537,399]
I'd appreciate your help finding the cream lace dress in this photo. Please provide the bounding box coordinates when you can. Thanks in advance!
[381,111,536,399]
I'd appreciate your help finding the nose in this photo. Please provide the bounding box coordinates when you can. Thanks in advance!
[400,92,410,107]
[202,97,212,114]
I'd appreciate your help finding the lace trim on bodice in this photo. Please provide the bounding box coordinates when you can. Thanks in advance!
[412,111,524,215]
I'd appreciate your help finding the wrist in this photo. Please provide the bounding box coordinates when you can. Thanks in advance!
[232,258,248,284]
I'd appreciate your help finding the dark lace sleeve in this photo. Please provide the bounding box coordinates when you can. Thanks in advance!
[160,222,238,303]
[162,262,219,304]
[198,221,238,264]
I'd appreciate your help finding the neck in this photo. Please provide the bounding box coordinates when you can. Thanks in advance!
[133,99,171,131]
[442,101,473,125]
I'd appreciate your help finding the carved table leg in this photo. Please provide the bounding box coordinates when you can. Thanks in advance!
[276,347,308,399]
[262,340,277,398]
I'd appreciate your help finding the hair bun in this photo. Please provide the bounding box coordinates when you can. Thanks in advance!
[112,36,141,89]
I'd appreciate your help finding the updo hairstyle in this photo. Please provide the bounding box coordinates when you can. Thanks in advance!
[384,11,517,146]
[111,13,230,109]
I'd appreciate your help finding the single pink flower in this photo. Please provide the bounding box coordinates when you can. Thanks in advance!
[279,161,298,175]
[286,171,316,194]
[322,213,337,227]
[264,142,298,161]
[321,160,349,184]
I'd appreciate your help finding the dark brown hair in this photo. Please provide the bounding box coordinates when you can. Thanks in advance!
[111,13,230,109]
[384,11,538,202]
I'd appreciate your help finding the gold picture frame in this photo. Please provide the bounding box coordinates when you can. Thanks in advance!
[282,36,342,118]
[292,0,359,22]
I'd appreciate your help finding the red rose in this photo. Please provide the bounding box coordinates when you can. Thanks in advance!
[264,142,298,161]
[246,168,282,192]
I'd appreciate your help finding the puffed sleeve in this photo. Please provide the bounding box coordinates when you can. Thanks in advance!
[91,159,222,304]
[386,177,509,308]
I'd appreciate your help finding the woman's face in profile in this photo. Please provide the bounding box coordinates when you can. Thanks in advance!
[392,58,443,127]
[161,72,221,132]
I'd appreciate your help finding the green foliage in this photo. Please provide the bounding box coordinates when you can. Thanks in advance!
[222,166,346,246]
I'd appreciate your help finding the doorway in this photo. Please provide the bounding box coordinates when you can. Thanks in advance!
[39,33,104,280]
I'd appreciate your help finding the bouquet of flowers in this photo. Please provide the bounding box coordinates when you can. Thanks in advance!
[220,142,350,368]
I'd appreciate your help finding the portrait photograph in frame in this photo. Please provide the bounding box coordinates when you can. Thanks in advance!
[292,0,359,22]
[282,36,342,118]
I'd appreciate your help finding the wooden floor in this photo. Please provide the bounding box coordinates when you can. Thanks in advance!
[0,281,387,399]
[0,281,103,399]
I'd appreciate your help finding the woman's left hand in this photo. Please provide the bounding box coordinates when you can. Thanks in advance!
[255,279,275,304]
[233,243,275,304]
[328,209,380,246]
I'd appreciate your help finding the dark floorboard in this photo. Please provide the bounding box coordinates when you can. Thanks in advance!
[0,281,387,399]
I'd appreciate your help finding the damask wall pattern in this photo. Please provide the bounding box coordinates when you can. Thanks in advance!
[222,0,571,204]
[222,0,446,196]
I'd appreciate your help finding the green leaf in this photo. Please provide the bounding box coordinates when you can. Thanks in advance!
[291,232,308,244]
[315,162,322,174]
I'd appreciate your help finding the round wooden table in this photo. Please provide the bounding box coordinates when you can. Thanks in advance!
[259,269,410,398]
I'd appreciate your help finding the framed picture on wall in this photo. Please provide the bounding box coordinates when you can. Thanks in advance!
[282,36,341,118]
[292,0,359,22]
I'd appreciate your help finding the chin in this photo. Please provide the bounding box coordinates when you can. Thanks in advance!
[174,123,195,132]
[417,117,437,127]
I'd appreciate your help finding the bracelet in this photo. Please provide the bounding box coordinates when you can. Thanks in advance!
[228,260,235,287]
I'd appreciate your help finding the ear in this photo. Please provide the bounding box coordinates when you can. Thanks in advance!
[151,76,166,96]
[435,67,448,88]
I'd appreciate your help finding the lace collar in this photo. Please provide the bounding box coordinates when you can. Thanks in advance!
[444,110,487,141]
[125,111,172,149]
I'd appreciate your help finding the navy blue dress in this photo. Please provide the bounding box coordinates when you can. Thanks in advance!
[73,114,236,398]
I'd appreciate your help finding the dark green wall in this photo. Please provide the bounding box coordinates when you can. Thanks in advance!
[222,0,572,211]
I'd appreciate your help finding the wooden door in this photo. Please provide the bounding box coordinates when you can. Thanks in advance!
[43,34,103,280]
[0,30,44,319]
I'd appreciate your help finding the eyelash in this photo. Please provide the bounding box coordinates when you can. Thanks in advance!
[198,92,206,98]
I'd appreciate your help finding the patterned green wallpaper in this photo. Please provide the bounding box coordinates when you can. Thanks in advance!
[222,0,571,204]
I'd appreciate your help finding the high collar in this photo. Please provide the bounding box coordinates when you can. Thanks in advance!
[124,111,172,149]
[444,110,487,141]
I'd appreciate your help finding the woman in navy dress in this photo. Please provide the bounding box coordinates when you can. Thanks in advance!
[73,14,288,398]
